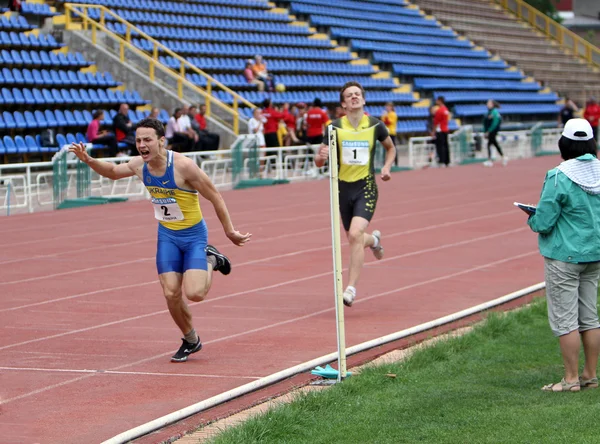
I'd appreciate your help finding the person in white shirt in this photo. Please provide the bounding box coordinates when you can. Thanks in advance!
[166,108,194,152]
[248,108,266,147]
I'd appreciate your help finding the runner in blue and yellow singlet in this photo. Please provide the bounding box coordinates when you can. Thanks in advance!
[315,81,397,308]
[70,118,251,362]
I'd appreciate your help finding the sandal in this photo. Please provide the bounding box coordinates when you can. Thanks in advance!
[579,376,599,389]
[541,378,580,392]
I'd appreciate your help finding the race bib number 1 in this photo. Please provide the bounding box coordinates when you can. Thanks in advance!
[152,197,184,222]
[341,140,370,166]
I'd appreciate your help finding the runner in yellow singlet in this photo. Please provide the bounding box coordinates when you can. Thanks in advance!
[70,118,251,362]
[315,81,397,307]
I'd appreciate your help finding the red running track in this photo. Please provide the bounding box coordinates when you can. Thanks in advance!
[0,156,557,443]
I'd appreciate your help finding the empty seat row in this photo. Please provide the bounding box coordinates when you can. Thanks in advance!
[454,103,561,117]
[20,2,58,17]
[1,134,59,155]
[331,27,472,48]
[313,16,455,39]
[137,40,352,61]
[216,90,415,105]
[88,9,308,34]
[103,6,289,26]
[1,49,92,68]
[160,56,376,74]
[84,0,270,12]
[0,14,33,31]
[373,53,507,69]
[0,67,119,87]
[114,23,332,47]
[351,40,489,58]
[433,91,559,103]
[413,78,541,91]
[393,65,524,80]
[0,87,148,106]
[291,3,437,28]
[280,0,412,17]
[187,73,397,90]
[0,107,170,131]
[0,30,63,49]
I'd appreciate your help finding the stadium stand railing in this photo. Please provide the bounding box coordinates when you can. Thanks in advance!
[495,0,600,68]
[63,3,256,134]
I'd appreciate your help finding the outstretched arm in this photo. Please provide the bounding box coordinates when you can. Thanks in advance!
[183,160,251,246]
[69,142,138,180]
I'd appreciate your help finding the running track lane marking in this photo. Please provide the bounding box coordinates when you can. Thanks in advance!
[0,367,261,379]
[0,193,514,266]
[0,249,537,405]
[0,180,529,247]
[0,209,519,305]
[0,226,528,351]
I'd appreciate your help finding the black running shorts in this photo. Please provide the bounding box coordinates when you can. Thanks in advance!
[338,175,378,232]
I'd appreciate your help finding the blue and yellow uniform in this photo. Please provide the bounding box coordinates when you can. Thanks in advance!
[323,115,389,231]
[143,150,208,274]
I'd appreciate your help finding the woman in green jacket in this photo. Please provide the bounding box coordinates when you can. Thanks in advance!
[483,100,507,167]
[528,118,600,392]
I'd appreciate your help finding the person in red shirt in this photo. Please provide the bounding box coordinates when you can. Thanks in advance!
[191,104,220,151]
[433,96,450,167]
[584,97,600,144]
[305,98,330,145]
[261,98,284,150]
[282,102,299,146]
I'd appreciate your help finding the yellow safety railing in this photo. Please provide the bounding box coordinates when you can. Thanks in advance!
[495,0,600,68]
[64,3,256,134]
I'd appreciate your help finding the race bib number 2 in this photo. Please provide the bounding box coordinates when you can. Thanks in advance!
[152,197,184,222]
[341,140,370,166]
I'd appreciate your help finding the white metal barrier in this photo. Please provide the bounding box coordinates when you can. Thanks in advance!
[0,128,565,215]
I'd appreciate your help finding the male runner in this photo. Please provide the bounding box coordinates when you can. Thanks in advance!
[314,81,396,307]
[69,118,251,362]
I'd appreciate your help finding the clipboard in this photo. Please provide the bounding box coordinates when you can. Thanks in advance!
[513,202,536,216]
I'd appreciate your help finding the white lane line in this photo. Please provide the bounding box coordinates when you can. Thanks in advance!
[0,226,528,351]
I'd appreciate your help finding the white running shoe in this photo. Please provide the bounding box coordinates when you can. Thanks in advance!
[343,287,356,307]
[370,230,384,260]
[483,160,493,167]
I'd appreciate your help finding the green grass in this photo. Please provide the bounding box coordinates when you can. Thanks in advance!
[207,297,600,444]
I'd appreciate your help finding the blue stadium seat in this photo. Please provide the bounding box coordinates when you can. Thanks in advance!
[14,135,28,154]
[3,135,16,155]
[24,135,40,154]
[24,110,37,128]
[56,133,68,149]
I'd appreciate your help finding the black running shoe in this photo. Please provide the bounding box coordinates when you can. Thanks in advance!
[205,244,232,275]
[171,337,203,362]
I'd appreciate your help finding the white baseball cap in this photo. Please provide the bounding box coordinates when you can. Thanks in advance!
[562,118,594,141]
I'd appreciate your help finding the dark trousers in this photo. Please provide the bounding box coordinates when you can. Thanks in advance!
[168,134,194,152]
[92,134,118,157]
[487,131,504,159]
[389,135,398,165]
[435,131,449,166]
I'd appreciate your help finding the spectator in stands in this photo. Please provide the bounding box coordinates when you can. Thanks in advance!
[584,98,600,144]
[87,110,119,157]
[252,55,274,92]
[282,103,299,146]
[295,102,308,143]
[425,104,437,166]
[165,108,194,152]
[261,98,284,150]
[8,0,21,12]
[306,98,330,146]
[433,96,450,167]
[177,105,201,151]
[381,102,398,166]
[149,107,160,120]
[113,103,136,153]
[335,106,346,119]
[194,104,220,151]
[248,108,266,148]
[243,60,265,92]
[527,118,600,393]
[483,100,507,167]
[558,98,578,127]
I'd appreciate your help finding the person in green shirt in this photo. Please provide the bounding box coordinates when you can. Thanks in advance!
[482,100,507,167]
[527,118,600,392]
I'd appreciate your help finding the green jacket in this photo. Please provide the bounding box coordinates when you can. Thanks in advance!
[483,108,501,133]
[528,154,600,263]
